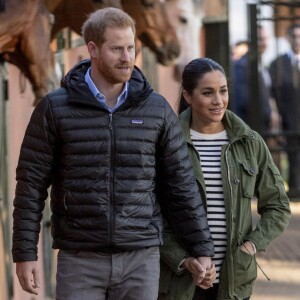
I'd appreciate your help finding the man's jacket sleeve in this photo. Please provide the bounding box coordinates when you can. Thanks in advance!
[157,102,214,257]
[12,97,56,262]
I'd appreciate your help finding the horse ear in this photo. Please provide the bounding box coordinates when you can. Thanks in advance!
[193,0,204,17]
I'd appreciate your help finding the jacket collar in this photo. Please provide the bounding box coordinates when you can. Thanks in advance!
[179,107,256,144]
[61,59,153,109]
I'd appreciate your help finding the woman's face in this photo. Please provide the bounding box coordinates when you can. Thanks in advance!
[183,70,228,128]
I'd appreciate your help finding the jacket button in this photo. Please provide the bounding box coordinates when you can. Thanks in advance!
[249,167,256,174]
[233,179,240,184]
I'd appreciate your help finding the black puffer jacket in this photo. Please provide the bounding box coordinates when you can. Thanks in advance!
[12,60,213,262]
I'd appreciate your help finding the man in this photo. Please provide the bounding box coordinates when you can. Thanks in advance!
[231,25,274,131]
[270,24,300,198]
[231,40,249,61]
[12,7,214,300]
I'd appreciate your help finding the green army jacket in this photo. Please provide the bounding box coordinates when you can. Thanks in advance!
[159,108,291,300]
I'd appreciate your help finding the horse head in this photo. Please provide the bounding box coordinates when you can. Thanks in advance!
[165,0,204,80]
[0,0,59,105]
[49,0,180,66]
[121,0,180,66]
[91,0,181,65]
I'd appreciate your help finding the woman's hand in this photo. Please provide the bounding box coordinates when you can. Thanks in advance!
[182,257,216,288]
[199,264,216,289]
[240,241,256,256]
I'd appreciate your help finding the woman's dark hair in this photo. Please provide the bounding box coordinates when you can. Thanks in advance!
[178,57,226,114]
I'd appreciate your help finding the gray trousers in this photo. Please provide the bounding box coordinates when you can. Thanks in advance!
[56,246,160,300]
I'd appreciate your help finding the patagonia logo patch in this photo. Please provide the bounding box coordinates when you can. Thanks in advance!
[131,119,144,125]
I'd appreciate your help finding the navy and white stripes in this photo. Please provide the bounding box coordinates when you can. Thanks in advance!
[190,129,228,283]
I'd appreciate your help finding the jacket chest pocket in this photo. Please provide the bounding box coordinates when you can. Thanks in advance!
[238,161,258,200]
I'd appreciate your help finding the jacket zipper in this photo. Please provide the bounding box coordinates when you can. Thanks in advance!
[108,113,114,250]
[63,193,68,211]
[224,144,233,240]
[224,143,236,298]
[189,141,207,209]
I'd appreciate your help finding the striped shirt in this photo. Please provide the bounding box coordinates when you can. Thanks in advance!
[190,128,228,283]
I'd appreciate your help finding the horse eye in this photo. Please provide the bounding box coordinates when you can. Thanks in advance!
[179,16,188,24]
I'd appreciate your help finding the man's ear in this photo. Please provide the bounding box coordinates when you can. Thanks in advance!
[87,41,99,58]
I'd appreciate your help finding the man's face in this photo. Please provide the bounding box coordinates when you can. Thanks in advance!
[289,27,300,54]
[257,27,268,55]
[90,26,136,84]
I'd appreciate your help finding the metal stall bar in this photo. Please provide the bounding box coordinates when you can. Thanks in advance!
[0,61,12,299]
[247,2,263,134]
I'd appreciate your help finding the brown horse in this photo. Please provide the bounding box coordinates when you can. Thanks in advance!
[0,0,59,104]
[48,0,180,66]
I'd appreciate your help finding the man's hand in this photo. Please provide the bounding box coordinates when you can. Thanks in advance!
[182,256,213,286]
[181,257,206,285]
[199,264,216,289]
[16,261,40,295]
[194,256,213,286]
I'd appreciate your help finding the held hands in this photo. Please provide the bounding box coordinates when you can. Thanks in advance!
[199,264,216,289]
[182,256,216,289]
[16,261,40,295]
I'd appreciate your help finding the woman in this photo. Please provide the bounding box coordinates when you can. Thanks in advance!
[158,58,291,300]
